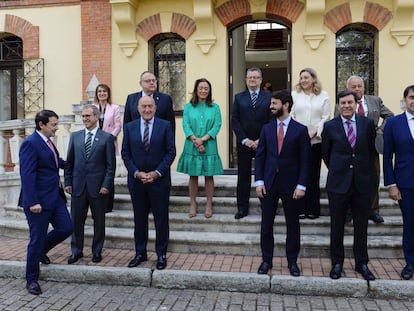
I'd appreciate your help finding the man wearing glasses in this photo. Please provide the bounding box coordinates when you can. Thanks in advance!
[231,67,272,219]
[124,71,175,133]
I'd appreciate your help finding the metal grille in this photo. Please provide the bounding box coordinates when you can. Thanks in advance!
[336,24,377,96]
[0,37,23,61]
[24,58,44,113]
[152,35,186,112]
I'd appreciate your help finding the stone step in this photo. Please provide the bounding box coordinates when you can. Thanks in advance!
[2,205,403,236]
[0,216,403,259]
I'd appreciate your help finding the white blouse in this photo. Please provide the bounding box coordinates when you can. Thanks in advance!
[291,90,331,144]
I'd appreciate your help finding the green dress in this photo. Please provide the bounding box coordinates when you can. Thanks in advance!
[177,102,223,176]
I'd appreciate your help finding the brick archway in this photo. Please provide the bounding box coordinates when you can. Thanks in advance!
[136,13,196,41]
[4,14,39,58]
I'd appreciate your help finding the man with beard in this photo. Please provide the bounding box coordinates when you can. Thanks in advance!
[255,90,311,276]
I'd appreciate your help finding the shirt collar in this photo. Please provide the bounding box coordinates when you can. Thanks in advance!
[85,126,98,135]
[405,111,414,121]
[36,130,49,143]
[340,114,356,123]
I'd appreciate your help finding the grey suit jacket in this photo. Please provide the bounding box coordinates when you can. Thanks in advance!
[64,128,116,198]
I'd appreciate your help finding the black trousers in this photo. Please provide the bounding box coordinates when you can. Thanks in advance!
[302,143,322,216]
[328,184,370,267]
[236,148,256,213]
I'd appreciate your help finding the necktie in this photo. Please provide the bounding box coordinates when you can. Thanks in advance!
[85,132,93,158]
[346,120,356,149]
[143,121,149,151]
[278,121,284,154]
[47,139,58,168]
[251,92,257,109]
[357,100,364,116]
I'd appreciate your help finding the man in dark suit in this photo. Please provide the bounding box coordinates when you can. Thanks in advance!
[19,110,73,295]
[335,76,394,223]
[122,96,176,270]
[383,85,414,280]
[231,67,272,219]
[255,90,311,276]
[124,70,175,133]
[322,90,376,281]
[64,105,115,264]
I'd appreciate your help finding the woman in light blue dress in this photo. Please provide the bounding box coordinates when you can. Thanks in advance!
[177,78,223,218]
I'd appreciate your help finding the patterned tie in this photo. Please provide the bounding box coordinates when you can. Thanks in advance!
[143,121,150,151]
[47,139,58,168]
[357,100,364,116]
[85,132,93,158]
[251,92,257,109]
[346,120,356,149]
[278,121,284,154]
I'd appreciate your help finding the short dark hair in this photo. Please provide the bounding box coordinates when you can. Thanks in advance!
[271,90,293,112]
[337,89,358,103]
[35,110,59,130]
[403,85,414,98]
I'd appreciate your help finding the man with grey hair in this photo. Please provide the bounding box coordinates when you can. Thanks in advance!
[335,75,394,223]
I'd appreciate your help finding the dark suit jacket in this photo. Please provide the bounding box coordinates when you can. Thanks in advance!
[64,128,115,197]
[124,91,176,133]
[322,115,376,194]
[19,131,66,210]
[255,118,311,193]
[231,90,272,151]
[383,113,414,188]
[121,117,176,188]
[334,95,394,153]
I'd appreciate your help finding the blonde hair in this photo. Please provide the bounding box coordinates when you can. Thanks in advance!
[294,67,322,95]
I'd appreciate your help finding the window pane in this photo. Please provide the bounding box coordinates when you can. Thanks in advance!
[337,53,370,91]
[158,60,186,111]
[0,69,11,120]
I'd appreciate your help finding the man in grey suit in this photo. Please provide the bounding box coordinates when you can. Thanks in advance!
[64,104,115,264]
[335,76,394,223]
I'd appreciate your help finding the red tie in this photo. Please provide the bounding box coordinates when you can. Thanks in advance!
[47,139,58,168]
[357,100,364,116]
[278,121,284,154]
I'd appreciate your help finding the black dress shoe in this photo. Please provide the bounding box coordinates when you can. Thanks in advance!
[307,215,319,220]
[92,254,102,263]
[156,255,167,270]
[288,262,300,277]
[401,264,414,280]
[67,252,84,264]
[257,261,272,274]
[355,264,376,281]
[128,253,148,268]
[298,214,306,219]
[234,211,248,219]
[40,254,50,265]
[329,263,343,279]
[369,213,384,224]
[26,281,42,295]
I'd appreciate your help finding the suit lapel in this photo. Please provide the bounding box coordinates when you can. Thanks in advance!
[35,132,57,165]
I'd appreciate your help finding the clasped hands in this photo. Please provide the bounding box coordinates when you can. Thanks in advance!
[245,139,259,150]
[134,171,158,184]
[191,136,206,154]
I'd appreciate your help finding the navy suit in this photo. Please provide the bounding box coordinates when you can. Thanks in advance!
[231,90,272,213]
[19,131,73,283]
[322,115,376,267]
[255,118,311,264]
[124,91,176,133]
[122,117,176,257]
[383,113,414,266]
[64,128,115,256]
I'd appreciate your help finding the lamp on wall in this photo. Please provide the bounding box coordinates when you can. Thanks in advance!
[85,74,100,102]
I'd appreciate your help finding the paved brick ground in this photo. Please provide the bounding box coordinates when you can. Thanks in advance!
[0,236,407,281]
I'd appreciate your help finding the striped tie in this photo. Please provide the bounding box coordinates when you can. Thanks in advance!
[143,121,149,151]
[251,92,257,109]
[346,120,356,149]
[85,131,93,158]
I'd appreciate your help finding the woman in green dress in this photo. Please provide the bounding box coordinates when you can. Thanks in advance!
[177,78,223,218]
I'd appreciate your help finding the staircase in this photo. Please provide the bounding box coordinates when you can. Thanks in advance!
[0,172,403,259]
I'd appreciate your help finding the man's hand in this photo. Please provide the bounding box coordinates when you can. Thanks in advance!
[99,187,109,195]
[29,204,42,213]
[64,186,72,194]
[388,185,402,201]
[256,185,266,198]
[293,189,305,200]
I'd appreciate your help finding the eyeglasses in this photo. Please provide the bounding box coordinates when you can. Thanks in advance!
[141,79,157,83]
[246,76,262,80]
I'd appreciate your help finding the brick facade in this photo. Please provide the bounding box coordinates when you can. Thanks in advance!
[4,14,39,59]
[80,0,112,100]
[363,2,392,31]
[136,14,162,41]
